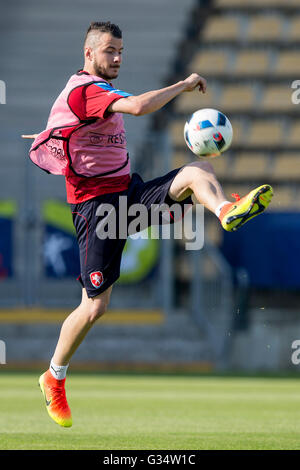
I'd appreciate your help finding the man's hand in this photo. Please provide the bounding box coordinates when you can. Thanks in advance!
[183,73,207,93]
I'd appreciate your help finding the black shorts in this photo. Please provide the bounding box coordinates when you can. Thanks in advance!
[71,167,193,297]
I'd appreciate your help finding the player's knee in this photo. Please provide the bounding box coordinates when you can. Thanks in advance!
[188,161,215,187]
[87,300,109,324]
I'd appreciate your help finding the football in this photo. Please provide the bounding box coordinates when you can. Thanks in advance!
[184,108,233,158]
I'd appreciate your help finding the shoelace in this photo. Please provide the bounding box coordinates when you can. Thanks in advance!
[49,384,69,410]
[231,193,241,202]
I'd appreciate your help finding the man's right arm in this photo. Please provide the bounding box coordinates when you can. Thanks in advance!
[107,73,207,116]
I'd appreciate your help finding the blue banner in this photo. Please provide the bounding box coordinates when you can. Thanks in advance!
[221,212,300,288]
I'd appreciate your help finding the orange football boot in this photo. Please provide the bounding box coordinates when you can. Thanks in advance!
[219,184,273,232]
[38,370,72,427]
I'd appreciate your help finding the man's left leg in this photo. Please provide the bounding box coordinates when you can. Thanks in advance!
[39,285,113,428]
[168,160,273,231]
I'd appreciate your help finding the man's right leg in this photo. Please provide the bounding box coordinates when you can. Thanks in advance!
[39,285,113,427]
[167,161,273,231]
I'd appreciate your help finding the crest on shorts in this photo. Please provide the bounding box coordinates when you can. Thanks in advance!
[90,271,104,288]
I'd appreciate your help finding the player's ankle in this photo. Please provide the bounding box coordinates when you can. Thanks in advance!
[49,358,69,380]
[215,200,231,218]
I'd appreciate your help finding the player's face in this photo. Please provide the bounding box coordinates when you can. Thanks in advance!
[91,33,123,80]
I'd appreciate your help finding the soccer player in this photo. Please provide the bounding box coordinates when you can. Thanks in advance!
[23,21,273,427]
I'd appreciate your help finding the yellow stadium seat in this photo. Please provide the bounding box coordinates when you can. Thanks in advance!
[271,186,295,210]
[275,52,300,76]
[219,85,255,111]
[247,15,283,41]
[204,219,222,246]
[247,120,283,147]
[175,86,216,113]
[232,153,269,179]
[188,50,228,75]
[273,153,300,180]
[229,119,245,146]
[209,154,229,179]
[169,121,186,147]
[234,50,270,76]
[261,86,294,112]
[202,16,240,41]
[288,121,300,145]
[288,17,300,41]
[215,0,299,7]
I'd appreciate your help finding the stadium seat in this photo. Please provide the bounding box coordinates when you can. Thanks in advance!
[247,120,283,147]
[175,85,216,113]
[202,16,240,41]
[204,219,222,246]
[261,86,294,112]
[272,154,300,180]
[211,155,229,178]
[247,15,283,42]
[287,16,300,41]
[231,153,269,179]
[215,0,299,7]
[271,186,295,209]
[275,52,300,76]
[188,50,229,76]
[219,85,256,111]
[234,50,270,76]
[228,119,244,146]
[169,121,186,147]
[288,121,300,145]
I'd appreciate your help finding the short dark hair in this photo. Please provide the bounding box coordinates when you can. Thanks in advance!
[85,21,122,46]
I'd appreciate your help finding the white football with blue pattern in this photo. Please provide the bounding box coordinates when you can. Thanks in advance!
[184,108,233,158]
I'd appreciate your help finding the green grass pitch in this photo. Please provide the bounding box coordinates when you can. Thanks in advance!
[0,371,300,450]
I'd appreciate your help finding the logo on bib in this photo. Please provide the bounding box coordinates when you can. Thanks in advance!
[90,271,104,288]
